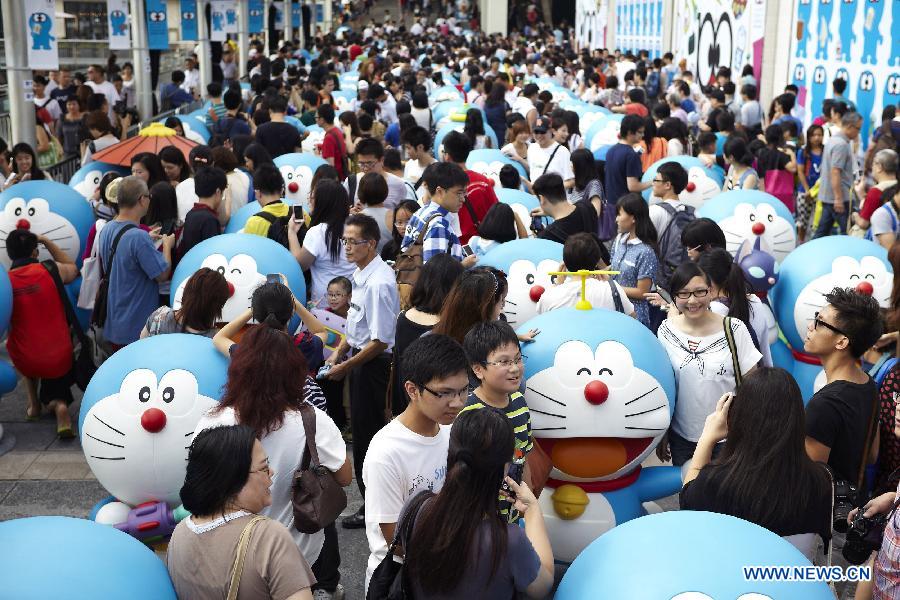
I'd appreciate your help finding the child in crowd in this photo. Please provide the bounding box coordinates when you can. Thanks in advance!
[325,275,351,318]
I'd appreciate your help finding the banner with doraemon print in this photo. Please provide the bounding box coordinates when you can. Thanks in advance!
[180,0,198,41]
[671,0,766,88]
[248,0,264,33]
[146,0,168,50]
[24,0,58,70]
[292,1,302,28]
[614,0,663,58]
[210,0,227,41]
[273,1,285,29]
[786,0,899,148]
[575,0,608,50]
[107,0,131,50]
[224,4,238,34]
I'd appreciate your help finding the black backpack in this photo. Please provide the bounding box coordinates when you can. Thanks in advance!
[256,211,306,248]
[656,203,695,289]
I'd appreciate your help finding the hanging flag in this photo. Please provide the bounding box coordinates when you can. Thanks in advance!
[107,0,131,50]
[292,2,301,28]
[273,1,285,29]
[248,0,264,33]
[180,0,198,41]
[225,5,238,34]
[210,0,228,41]
[146,0,169,50]
[25,0,59,70]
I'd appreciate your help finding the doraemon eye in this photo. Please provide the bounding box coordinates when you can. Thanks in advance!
[526,273,535,285]
[227,254,260,287]
[594,341,632,388]
[4,198,26,218]
[279,166,295,182]
[138,386,152,402]
[508,259,539,288]
[199,253,229,276]
[577,367,591,375]
[157,369,200,416]
[25,198,50,218]
[554,341,597,388]
[117,369,158,416]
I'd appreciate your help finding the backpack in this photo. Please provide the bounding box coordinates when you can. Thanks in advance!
[645,71,660,100]
[255,211,306,248]
[656,203,695,289]
[394,212,444,310]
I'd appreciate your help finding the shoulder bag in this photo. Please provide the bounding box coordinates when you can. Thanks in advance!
[723,316,742,388]
[226,515,267,600]
[542,143,562,177]
[292,405,348,533]
[367,491,432,600]
[42,260,95,391]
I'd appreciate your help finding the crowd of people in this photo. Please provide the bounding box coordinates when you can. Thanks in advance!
[3,9,900,600]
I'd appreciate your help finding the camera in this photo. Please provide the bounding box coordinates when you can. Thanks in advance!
[316,363,332,381]
[832,479,858,533]
[842,511,888,565]
[113,100,140,122]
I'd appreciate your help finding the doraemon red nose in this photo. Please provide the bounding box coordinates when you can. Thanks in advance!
[227,282,235,297]
[16,219,30,230]
[584,380,609,405]
[288,182,299,193]
[751,222,765,235]
[685,182,696,192]
[141,408,167,433]
[529,285,545,303]
[856,281,874,296]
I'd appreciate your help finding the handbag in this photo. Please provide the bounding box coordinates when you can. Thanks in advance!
[597,199,617,241]
[226,515,266,600]
[42,260,96,391]
[292,405,347,534]
[77,220,106,310]
[723,317,743,388]
[367,491,432,600]
[764,169,796,213]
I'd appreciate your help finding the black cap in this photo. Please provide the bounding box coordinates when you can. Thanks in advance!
[367,83,385,99]
[533,116,550,133]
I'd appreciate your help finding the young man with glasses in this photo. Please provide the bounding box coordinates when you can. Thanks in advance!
[648,161,689,235]
[362,333,469,592]
[804,287,883,486]
[346,138,415,209]
[325,214,400,530]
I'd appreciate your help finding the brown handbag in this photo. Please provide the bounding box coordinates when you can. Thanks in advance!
[292,405,347,534]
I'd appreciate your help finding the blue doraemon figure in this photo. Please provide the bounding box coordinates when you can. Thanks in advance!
[79,335,229,526]
[556,511,833,599]
[226,8,237,24]
[810,66,829,117]
[0,181,94,269]
[109,9,128,35]
[466,149,527,190]
[860,0,884,64]
[641,157,725,210]
[838,0,858,61]
[815,0,833,59]
[886,75,900,118]
[892,3,900,66]
[518,307,681,563]
[225,201,262,233]
[171,234,306,326]
[698,190,796,264]
[770,237,891,401]
[857,71,877,145]
[0,265,18,395]
[28,12,55,50]
[0,516,177,599]
[479,239,563,327]
[796,0,813,57]
[496,188,544,237]
[273,153,327,211]
[69,161,129,200]
[433,123,499,160]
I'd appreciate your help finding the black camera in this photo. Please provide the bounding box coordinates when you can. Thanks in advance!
[113,100,140,122]
[842,511,888,565]
[832,479,858,533]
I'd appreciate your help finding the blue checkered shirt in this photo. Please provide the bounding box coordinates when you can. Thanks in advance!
[400,203,463,262]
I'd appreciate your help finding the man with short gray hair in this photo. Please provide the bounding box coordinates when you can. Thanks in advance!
[813,111,862,238]
[96,175,175,350]
[864,149,900,248]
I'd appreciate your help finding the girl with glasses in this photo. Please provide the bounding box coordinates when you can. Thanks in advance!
[656,261,761,468]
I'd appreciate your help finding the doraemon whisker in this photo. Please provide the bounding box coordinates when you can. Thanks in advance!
[41,224,67,235]
[802,301,825,308]
[532,426,567,431]
[624,426,665,431]
[90,455,126,460]
[625,404,666,418]
[86,433,125,448]
[624,386,659,405]
[184,431,195,437]
[526,386,566,406]
[505,300,518,306]
[530,408,566,418]
[94,414,125,436]
[505,311,517,315]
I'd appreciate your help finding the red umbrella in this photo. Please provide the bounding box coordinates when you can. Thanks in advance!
[91,123,198,167]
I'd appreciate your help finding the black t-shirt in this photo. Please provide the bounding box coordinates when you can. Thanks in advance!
[539,199,598,244]
[680,464,832,541]
[50,84,77,114]
[603,143,643,206]
[806,377,878,484]
[254,121,302,158]
[755,147,791,180]
[177,204,220,263]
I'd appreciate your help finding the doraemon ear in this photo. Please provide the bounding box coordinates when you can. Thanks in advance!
[831,255,860,277]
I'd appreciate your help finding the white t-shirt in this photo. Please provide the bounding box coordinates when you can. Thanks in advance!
[403,158,428,184]
[527,142,574,181]
[345,172,413,210]
[649,199,687,237]
[223,170,250,223]
[710,296,776,367]
[657,317,762,442]
[870,203,899,238]
[194,406,346,565]
[512,96,536,120]
[363,419,451,592]
[362,206,392,253]
[302,222,357,304]
[175,178,198,222]
[86,80,121,121]
[537,278,635,315]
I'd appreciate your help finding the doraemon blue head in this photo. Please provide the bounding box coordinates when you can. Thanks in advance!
[466,149,527,190]
[0,516,177,599]
[479,239,563,326]
[576,106,611,139]
[586,114,624,152]
[698,189,796,263]
[78,335,229,523]
[170,114,210,144]
[273,152,327,211]
[0,181,95,269]
[299,125,324,155]
[69,161,129,200]
[642,157,725,209]
[434,123,499,160]
[496,188,543,236]
[556,511,833,600]
[171,233,306,323]
[0,265,16,394]
[28,12,54,50]
[225,201,262,233]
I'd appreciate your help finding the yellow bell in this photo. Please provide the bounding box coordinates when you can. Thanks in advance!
[551,484,590,520]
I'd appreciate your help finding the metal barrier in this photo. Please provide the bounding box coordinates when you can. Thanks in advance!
[47,155,81,184]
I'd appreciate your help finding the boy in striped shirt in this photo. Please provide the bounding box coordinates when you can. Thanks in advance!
[461,320,533,522]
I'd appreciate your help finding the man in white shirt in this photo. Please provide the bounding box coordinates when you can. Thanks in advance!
[648,162,690,235]
[362,333,469,593]
[410,18,424,35]
[182,55,201,95]
[86,64,121,122]
[402,126,435,185]
[326,213,400,531]
[527,117,574,188]
[368,83,398,126]
[513,83,540,128]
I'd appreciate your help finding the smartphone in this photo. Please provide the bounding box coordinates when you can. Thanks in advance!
[292,204,304,223]
[531,215,545,233]
[657,288,674,305]
[159,221,176,236]
[461,244,473,257]
[501,462,525,498]
[266,273,281,285]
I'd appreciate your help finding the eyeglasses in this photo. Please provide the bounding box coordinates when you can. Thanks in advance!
[652,178,669,184]
[421,384,471,401]
[340,237,370,246]
[327,292,347,298]
[251,462,272,476]
[357,160,379,170]
[674,288,710,300]
[813,311,849,337]
[484,355,525,369]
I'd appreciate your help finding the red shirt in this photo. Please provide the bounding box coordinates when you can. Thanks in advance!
[860,186,893,221]
[460,170,499,244]
[349,44,363,61]
[624,103,649,117]
[321,127,347,180]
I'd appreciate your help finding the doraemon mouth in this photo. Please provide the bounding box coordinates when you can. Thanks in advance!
[0,197,80,268]
[536,437,654,479]
[174,253,266,322]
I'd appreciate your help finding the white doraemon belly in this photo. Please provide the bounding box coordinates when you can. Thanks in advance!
[539,488,615,564]
[173,253,266,322]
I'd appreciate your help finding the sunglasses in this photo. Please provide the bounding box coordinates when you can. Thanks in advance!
[813,311,848,337]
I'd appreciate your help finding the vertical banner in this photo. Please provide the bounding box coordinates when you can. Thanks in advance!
[225,5,238,34]
[180,0,198,41]
[107,0,131,50]
[273,1,285,29]
[292,2,302,28]
[210,0,228,41]
[146,0,169,50]
[248,0,264,33]
[25,0,59,70]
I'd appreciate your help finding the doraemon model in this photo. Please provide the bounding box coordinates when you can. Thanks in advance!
[466,149,527,190]
[433,123,499,160]
[556,511,833,599]
[796,0,813,57]
[518,308,681,563]
[815,0,833,59]
[0,265,18,395]
[886,75,900,117]
[770,237,892,400]
[698,189,796,263]
[69,161,129,199]
[171,233,306,324]
[478,239,563,327]
[0,516,177,599]
[109,9,128,35]
[860,0,884,64]
[810,66,829,124]
[641,157,725,210]
[857,71,877,145]
[496,188,543,237]
[837,0,858,61]
[79,334,229,526]
[586,115,625,153]
[299,125,325,155]
[28,12,55,50]
[225,201,262,233]
[273,153,327,212]
[0,181,95,269]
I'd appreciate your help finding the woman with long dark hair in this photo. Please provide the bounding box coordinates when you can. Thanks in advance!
[723,137,759,190]
[3,143,50,189]
[483,81,509,147]
[680,218,727,261]
[159,145,191,186]
[380,199,420,263]
[288,178,355,305]
[464,108,491,149]
[610,193,659,327]
[569,148,605,209]
[432,267,510,343]
[403,408,554,597]
[131,152,167,189]
[658,117,690,156]
[141,267,230,338]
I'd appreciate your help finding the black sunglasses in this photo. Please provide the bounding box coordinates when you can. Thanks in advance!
[813,311,848,338]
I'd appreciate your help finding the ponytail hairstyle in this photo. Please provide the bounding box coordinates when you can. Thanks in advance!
[405,408,514,594]
[697,248,751,325]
